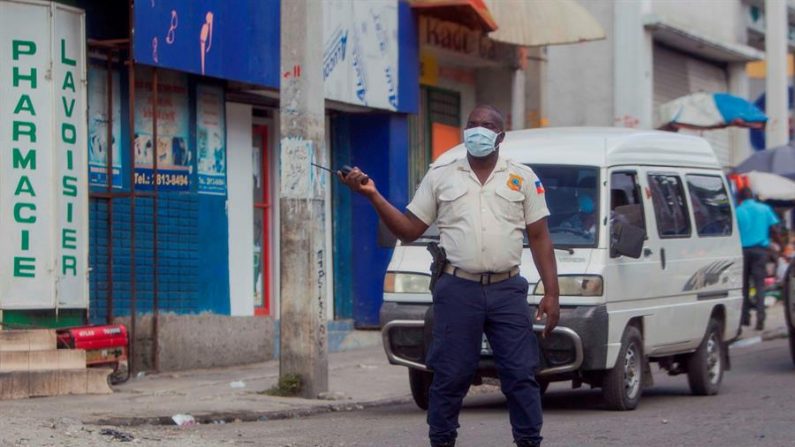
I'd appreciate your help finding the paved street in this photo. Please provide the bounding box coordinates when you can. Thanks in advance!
[2,335,792,447]
[155,339,795,447]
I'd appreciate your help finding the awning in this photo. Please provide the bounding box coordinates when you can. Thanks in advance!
[483,0,606,47]
[644,15,764,63]
[410,0,498,33]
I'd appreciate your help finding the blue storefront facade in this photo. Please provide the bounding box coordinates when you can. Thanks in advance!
[75,0,418,370]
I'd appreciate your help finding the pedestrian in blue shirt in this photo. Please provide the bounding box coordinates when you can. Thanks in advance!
[736,188,781,330]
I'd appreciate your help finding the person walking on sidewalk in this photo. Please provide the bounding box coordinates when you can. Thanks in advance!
[736,188,780,331]
[339,104,560,447]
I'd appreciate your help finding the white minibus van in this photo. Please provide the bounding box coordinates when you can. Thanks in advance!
[381,127,742,411]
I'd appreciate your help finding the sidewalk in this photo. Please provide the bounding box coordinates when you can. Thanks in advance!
[0,343,412,427]
[0,303,788,429]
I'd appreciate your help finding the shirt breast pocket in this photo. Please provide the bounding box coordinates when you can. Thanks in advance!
[437,185,468,221]
[495,186,525,223]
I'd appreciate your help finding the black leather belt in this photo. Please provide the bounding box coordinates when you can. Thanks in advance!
[443,264,520,285]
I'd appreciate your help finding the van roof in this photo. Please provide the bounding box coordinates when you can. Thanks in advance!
[436,127,722,169]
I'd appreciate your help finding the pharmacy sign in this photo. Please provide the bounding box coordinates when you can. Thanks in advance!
[0,0,89,309]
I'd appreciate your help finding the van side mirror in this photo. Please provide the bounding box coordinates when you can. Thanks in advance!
[610,222,645,258]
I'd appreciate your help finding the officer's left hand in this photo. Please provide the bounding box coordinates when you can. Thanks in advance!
[536,294,560,338]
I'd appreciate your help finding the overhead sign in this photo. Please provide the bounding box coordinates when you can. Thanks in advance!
[323,0,399,111]
[133,0,280,89]
[0,0,89,309]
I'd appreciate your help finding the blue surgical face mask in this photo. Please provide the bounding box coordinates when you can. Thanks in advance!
[463,127,499,158]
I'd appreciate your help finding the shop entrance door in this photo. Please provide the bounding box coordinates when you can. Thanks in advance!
[252,125,271,316]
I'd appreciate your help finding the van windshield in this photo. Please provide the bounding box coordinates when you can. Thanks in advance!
[409,165,600,249]
[534,165,599,248]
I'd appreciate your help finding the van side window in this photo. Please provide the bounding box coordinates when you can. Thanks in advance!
[685,175,733,237]
[610,172,645,231]
[648,174,692,238]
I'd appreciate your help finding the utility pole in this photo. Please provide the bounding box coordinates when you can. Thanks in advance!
[279,0,328,398]
[765,0,789,149]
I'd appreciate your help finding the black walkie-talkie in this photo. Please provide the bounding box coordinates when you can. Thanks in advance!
[312,163,369,185]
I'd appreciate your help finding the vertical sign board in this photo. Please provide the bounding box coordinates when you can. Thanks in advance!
[323,0,399,111]
[196,84,226,195]
[0,0,89,310]
[87,65,123,188]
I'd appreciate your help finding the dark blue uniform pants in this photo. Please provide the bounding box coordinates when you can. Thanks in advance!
[426,273,543,444]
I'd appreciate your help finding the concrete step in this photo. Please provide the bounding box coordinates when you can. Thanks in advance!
[0,349,86,373]
[0,368,112,400]
[0,330,57,352]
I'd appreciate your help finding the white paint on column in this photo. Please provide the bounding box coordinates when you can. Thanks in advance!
[613,0,653,129]
[765,0,789,149]
[226,102,255,317]
[511,68,526,130]
[728,62,751,167]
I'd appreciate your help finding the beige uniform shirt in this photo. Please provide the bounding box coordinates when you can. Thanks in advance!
[407,156,550,273]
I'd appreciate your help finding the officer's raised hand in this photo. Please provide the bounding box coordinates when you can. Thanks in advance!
[338,167,376,197]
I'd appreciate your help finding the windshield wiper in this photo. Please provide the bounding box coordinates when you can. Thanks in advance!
[554,247,575,254]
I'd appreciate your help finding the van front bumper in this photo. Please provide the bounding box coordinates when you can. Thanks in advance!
[380,302,610,375]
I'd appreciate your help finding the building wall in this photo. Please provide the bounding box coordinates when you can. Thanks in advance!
[475,67,514,122]
[545,0,615,126]
[333,113,409,328]
[89,194,200,322]
[651,0,748,44]
[88,69,231,323]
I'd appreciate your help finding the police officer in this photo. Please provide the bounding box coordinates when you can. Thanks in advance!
[340,104,560,447]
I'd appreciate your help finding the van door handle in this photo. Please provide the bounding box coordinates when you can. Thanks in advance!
[643,248,653,257]
[660,248,666,269]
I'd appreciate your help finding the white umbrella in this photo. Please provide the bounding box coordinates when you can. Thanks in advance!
[483,0,606,47]
[747,171,795,202]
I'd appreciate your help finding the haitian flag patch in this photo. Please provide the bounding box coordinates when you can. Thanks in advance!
[535,180,545,194]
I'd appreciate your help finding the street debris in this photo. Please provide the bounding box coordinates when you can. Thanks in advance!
[318,391,348,401]
[171,414,196,427]
[357,363,377,370]
[99,428,134,442]
[229,380,247,389]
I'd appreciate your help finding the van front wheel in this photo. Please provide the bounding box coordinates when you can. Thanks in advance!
[602,325,643,411]
[409,369,433,410]
[687,318,724,396]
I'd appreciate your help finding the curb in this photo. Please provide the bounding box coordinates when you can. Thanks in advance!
[90,395,413,427]
[730,325,789,349]
[761,326,789,341]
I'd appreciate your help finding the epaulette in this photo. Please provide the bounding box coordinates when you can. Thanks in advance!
[506,159,533,174]
[429,156,459,170]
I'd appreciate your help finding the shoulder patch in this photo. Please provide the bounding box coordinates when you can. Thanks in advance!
[507,173,523,191]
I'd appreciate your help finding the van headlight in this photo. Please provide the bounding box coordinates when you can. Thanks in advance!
[533,276,603,296]
[384,272,431,293]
